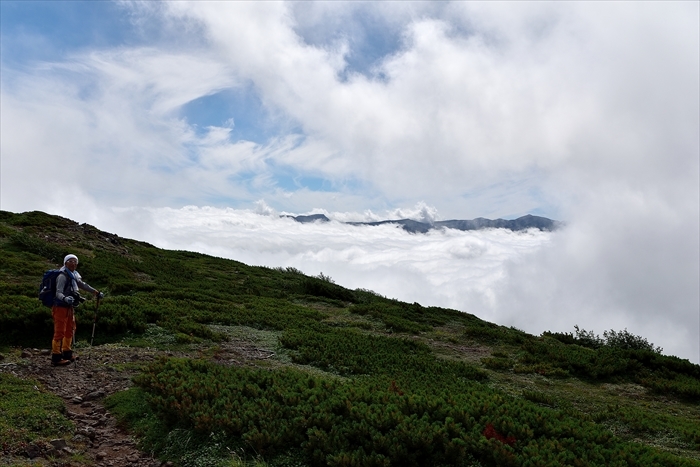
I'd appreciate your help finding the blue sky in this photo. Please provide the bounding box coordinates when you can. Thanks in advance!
[1,1,698,362]
[2,1,136,62]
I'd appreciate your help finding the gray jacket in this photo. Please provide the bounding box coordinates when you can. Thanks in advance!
[55,266,97,302]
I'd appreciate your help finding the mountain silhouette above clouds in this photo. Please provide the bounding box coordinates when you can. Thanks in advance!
[286,214,560,233]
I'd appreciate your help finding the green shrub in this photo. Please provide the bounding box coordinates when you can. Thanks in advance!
[301,277,357,303]
[279,327,487,384]
[603,329,663,353]
[127,359,698,467]
[481,357,514,371]
[464,323,528,345]
[349,302,438,334]
[519,337,700,401]
[544,326,663,353]
[0,297,53,346]
[8,232,66,263]
[521,390,557,407]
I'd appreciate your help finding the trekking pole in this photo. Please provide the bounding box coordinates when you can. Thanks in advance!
[72,304,78,360]
[91,295,101,346]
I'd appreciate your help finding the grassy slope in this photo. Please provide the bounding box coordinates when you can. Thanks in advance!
[1,210,699,467]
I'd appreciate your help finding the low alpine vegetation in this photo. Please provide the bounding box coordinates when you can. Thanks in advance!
[0,372,74,456]
[127,358,695,467]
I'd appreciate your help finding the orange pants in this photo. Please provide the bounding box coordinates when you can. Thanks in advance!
[51,305,75,355]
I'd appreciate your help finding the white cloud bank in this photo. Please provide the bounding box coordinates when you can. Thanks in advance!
[81,204,696,364]
[100,204,552,319]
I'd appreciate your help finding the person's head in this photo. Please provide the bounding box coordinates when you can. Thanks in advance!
[64,254,78,272]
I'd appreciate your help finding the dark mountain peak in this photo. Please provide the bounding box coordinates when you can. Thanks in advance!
[346,219,432,233]
[352,215,560,233]
[285,214,330,223]
[436,215,559,232]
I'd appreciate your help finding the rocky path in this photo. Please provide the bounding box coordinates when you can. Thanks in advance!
[1,345,174,467]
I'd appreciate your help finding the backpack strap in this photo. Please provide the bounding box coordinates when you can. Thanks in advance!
[66,269,78,292]
[58,269,77,296]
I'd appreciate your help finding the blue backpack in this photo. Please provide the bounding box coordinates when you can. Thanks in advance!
[39,269,74,307]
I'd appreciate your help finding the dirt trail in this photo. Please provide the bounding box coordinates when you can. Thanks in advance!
[2,345,173,467]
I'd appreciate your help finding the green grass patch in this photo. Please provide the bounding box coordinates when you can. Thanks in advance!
[0,372,73,454]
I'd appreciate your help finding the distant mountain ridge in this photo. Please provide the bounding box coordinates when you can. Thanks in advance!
[287,213,560,233]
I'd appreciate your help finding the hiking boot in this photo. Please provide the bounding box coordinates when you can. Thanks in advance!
[62,350,77,362]
[51,353,71,366]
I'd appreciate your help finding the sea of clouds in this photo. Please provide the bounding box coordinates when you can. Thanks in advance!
[109,203,551,314]
[90,203,698,364]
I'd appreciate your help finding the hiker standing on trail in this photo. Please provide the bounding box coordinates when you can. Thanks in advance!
[51,254,102,366]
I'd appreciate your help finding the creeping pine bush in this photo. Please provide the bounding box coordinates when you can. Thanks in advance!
[602,329,663,353]
[544,326,662,353]
[279,326,487,384]
[535,328,700,401]
[131,359,698,467]
[350,300,482,334]
[8,232,66,264]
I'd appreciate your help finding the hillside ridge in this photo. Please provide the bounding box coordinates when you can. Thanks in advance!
[1,210,699,467]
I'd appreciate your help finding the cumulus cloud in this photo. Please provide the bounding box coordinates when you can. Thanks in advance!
[4,2,696,215]
[160,2,694,201]
[387,202,440,224]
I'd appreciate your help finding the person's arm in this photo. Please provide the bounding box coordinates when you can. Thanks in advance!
[55,273,69,301]
[75,272,99,295]
[77,280,97,294]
